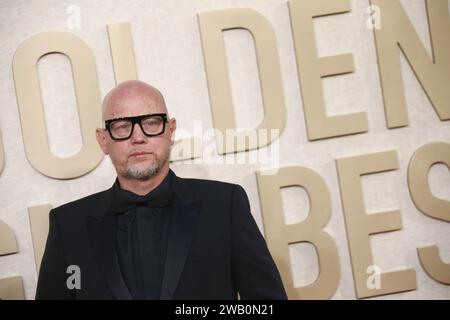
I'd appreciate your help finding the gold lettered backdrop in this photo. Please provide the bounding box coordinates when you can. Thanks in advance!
[0,0,449,299]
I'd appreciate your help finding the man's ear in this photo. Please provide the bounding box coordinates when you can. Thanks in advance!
[169,118,177,144]
[95,128,108,155]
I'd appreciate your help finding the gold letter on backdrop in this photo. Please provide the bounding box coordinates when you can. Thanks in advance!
[336,150,417,298]
[12,31,103,179]
[370,0,450,128]
[198,8,286,154]
[107,23,138,84]
[0,277,24,300]
[28,205,52,273]
[408,142,450,284]
[257,167,340,299]
[288,0,368,140]
[0,220,24,299]
[0,220,18,256]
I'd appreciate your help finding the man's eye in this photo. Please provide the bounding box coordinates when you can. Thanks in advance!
[113,123,130,130]
[143,120,159,127]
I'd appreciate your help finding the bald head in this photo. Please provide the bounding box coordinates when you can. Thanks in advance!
[102,80,168,121]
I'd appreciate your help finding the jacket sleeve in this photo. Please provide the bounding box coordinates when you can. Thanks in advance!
[230,185,287,300]
[35,210,74,300]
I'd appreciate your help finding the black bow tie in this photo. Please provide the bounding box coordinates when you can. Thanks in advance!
[111,183,174,214]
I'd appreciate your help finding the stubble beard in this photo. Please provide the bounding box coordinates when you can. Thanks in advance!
[123,149,170,181]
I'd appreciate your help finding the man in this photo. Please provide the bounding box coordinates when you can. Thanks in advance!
[36,80,287,300]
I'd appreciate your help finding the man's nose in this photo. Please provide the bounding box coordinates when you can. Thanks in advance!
[130,123,146,143]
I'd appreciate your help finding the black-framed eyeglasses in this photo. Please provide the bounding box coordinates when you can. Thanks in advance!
[104,113,168,140]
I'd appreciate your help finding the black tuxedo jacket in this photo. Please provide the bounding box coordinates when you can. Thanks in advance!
[35,171,287,300]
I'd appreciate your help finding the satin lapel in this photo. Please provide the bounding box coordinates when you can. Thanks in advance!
[85,188,132,300]
[159,197,201,299]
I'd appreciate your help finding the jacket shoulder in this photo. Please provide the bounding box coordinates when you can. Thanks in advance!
[51,188,112,218]
[178,176,248,203]
[181,177,239,192]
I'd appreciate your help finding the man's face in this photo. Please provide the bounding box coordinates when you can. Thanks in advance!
[96,89,176,181]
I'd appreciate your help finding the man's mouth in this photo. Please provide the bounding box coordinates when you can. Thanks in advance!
[129,151,153,157]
